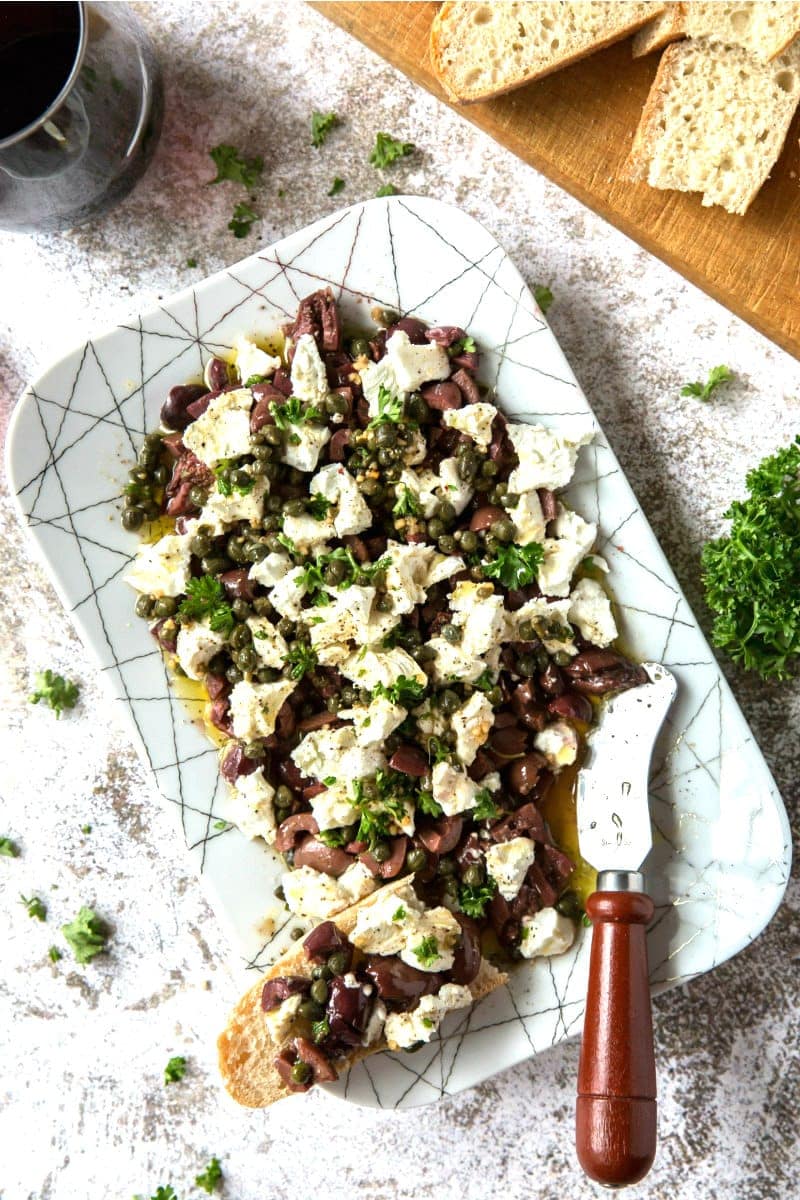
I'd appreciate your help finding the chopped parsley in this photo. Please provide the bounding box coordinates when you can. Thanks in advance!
[178,576,235,635]
[300,548,390,602]
[318,828,348,848]
[421,1017,435,1029]
[533,284,554,315]
[150,1187,178,1200]
[472,669,495,692]
[328,176,345,197]
[209,143,264,188]
[276,532,296,555]
[61,906,109,964]
[323,775,337,786]
[29,670,79,718]
[285,643,318,680]
[0,837,19,857]
[271,395,324,428]
[244,374,268,387]
[373,676,426,707]
[48,945,63,962]
[311,110,339,148]
[186,257,197,268]
[164,1055,187,1085]
[355,805,392,851]
[213,820,231,831]
[412,935,440,967]
[458,876,497,919]
[307,494,333,520]
[392,905,407,921]
[483,542,544,590]
[81,824,92,835]
[472,789,499,821]
[228,200,258,238]
[681,365,734,402]
[702,436,800,678]
[368,384,404,427]
[426,736,451,765]
[311,1015,330,1044]
[214,459,255,497]
[449,335,477,356]
[20,894,46,921]
[195,1158,223,1195]
[376,183,398,197]
[392,484,421,517]
[369,131,414,169]
[416,790,443,818]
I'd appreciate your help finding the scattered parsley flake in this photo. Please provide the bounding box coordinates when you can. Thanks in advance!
[244,373,268,387]
[368,384,404,428]
[582,913,592,927]
[483,542,544,590]
[48,945,63,962]
[20,894,46,921]
[311,1016,330,1044]
[421,1017,435,1029]
[81,824,92,835]
[164,1055,187,1085]
[285,643,318,680]
[61,906,108,964]
[323,776,337,786]
[209,143,263,188]
[416,791,443,818]
[472,789,499,821]
[276,532,296,555]
[533,284,554,315]
[458,877,497,919]
[318,828,348,848]
[328,176,345,197]
[369,131,414,169]
[376,183,398,197]
[195,1158,223,1195]
[373,676,426,707]
[214,459,255,497]
[150,1186,178,1200]
[307,494,333,520]
[392,484,421,517]
[311,110,338,148]
[681,365,734,402]
[228,200,258,238]
[392,905,407,922]
[178,576,235,635]
[426,736,451,765]
[29,670,79,718]
[213,820,230,831]
[186,257,197,268]
[450,335,476,356]
[0,837,19,858]
[473,669,494,693]
[412,935,440,967]
[271,395,324,429]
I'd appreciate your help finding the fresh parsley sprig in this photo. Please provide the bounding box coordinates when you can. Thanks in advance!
[483,542,543,590]
[195,1157,223,1194]
[228,201,258,238]
[209,144,263,188]
[412,935,440,967]
[285,643,318,680]
[0,837,19,858]
[392,484,421,517]
[164,1055,187,1084]
[533,284,554,315]
[311,110,339,148]
[29,670,79,718]
[369,132,414,169]
[368,384,404,428]
[178,576,235,635]
[270,395,324,429]
[681,365,734,402]
[373,676,426,707]
[214,459,255,497]
[62,906,108,964]
[458,876,497,919]
[307,494,333,521]
[472,789,499,821]
[20,894,46,921]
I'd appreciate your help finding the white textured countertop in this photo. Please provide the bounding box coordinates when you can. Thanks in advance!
[1,3,798,1198]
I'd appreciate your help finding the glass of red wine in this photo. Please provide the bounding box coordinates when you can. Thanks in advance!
[0,2,163,232]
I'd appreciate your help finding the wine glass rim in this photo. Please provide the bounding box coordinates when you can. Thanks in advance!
[0,1,87,151]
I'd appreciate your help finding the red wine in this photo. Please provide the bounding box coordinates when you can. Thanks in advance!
[0,5,80,141]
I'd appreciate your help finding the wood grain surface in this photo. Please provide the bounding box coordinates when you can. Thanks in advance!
[312,1,800,360]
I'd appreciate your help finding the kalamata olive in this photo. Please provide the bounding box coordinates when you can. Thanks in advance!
[360,836,408,879]
[303,921,353,966]
[548,691,593,723]
[450,350,480,372]
[160,383,208,431]
[325,976,372,1048]
[449,367,480,405]
[563,650,649,696]
[508,752,548,797]
[278,757,308,792]
[220,568,256,602]
[250,394,280,433]
[539,842,575,893]
[489,725,528,759]
[388,744,428,777]
[538,488,558,522]
[274,1048,313,1092]
[421,381,463,411]
[450,914,481,986]
[297,710,340,732]
[292,1036,337,1082]
[454,832,483,873]
[417,816,464,856]
[294,836,353,877]
[469,505,506,532]
[261,976,311,1011]
[220,743,258,783]
[328,428,351,462]
[539,662,566,697]
[424,325,466,347]
[204,673,228,701]
[274,813,320,853]
[185,393,212,420]
[363,955,442,1002]
[490,801,547,844]
[204,357,230,391]
[511,681,548,731]
[208,695,232,735]
[388,316,428,344]
[272,367,293,396]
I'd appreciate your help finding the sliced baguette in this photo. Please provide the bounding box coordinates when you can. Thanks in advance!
[218,878,508,1108]
[430,0,666,103]
[625,35,800,214]
[633,1,800,61]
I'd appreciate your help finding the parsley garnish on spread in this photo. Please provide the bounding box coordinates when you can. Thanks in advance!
[328,176,345,197]
[228,201,258,238]
[164,1055,187,1085]
[368,384,405,428]
[373,677,426,707]
[392,484,421,517]
[483,542,544,589]
[179,576,235,635]
[412,935,440,967]
[311,110,339,149]
[458,877,497,919]
[285,643,318,680]
[48,945,63,962]
[61,906,109,964]
[20,894,46,921]
[472,789,499,821]
[209,143,264,188]
[29,670,79,718]
[0,837,19,857]
[702,437,800,678]
[214,460,255,497]
[307,494,333,520]
[271,396,324,428]
[533,284,554,315]
[369,132,414,169]
[681,365,734,402]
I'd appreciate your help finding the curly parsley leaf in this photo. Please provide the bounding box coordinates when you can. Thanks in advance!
[373,676,426,707]
[472,789,499,821]
[271,395,324,429]
[376,183,398,197]
[311,110,338,149]
[472,669,495,693]
[426,736,452,765]
[48,945,62,962]
[318,828,348,848]
[311,1016,330,1044]
[681,365,734,402]
[702,436,800,679]
[533,284,554,315]
[392,484,421,517]
[285,643,318,680]
[29,670,79,719]
[412,935,440,967]
[369,131,414,169]
[0,837,19,858]
[62,906,108,963]
[195,1157,223,1195]
[276,532,296,555]
[150,1187,178,1200]
[20,894,46,921]
[328,176,345,197]
[458,876,497,919]
[164,1055,187,1085]
[178,576,235,635]
[209,143,263,188]
[449,335,477,356]
[392,905,407,921]
[214,460,255,497]
[368,384,404,428]
[228,201,258,238]
[416,790,443,818]
[483,542,543,590]
[307,494,333,521]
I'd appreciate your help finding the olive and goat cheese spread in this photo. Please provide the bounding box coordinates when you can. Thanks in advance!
[123,289,647,1091]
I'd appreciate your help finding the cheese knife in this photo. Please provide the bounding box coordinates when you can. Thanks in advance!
[575,662,677,1188]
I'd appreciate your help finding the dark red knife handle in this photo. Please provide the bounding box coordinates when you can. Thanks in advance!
[576,890,656,1188]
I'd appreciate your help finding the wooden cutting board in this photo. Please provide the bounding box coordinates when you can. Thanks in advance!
[311,1,800,361]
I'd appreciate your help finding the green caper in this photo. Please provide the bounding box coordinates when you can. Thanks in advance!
[376,423,397,446]
[375,595,393,613]
[370,568,388,589]
[231,600,251,623]
[405,847,427,874]
[261,514,280,533]
[144,432,163,452]
[326,695,341,713]
[153,596,178,619]
[361,779,378,803]
[225,664,243,684]
[253,443,273,461]
[135,594,154,619]
[459,530,479,553]
[463,863,485,888]
[517,654,538,677]
[311,963,333,981]
[350,337,371,358]
[227,536,249,563]
[252,596,274,618]
[438,856,456,876]
[469,565,486,582]
[473,475,492,493]
[377,448,396,468]
[275,784,294,808]
[442,623,462,645]
[230,623,252,650]
[480,459,498,478]
[503,493,520,509]
[327,950,348,976]
[201,555,230,576]
[264,426,283,446]
[310,979,329,1005]
[340,686,357,706]
[291,1059,313,1085]
[266,496,282,515]
[122,507,144,531]
[266,534,287,554]
[407,394,428,423]
[438,535,457,554]
[277,617,294,637]
[493,518,515,543]
[553,650,573,667]
[484,534,499,554]
[152,465,168,487]
[371,841,392,864]
[518,620,536,641]
[556,890,584,921]
[360,476,379,497]
[427,518,445,541]
[249,461,269,477]
[439,689,460,714]
[324,559,347,585]
[188,485,207,508]
[486,686,503,706]
[372,308,397,328]
[129,467,148,484]
[433,501,454,525]
[282,498,304,517]
[256,667,279,684]
[264,462,280,482]
[190,533,212,558]
[244,739,266,759]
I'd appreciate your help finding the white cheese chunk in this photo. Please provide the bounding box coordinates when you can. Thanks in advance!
[397,907,461,973]
[263,993,302,1044]
[339,646,427,690]
[281,512,335,551]
[234,334,280,382]
[362,998,388,1047]
[384,984,473,1050]
[506,421,594,493]
[442,402,497,447]
[247,617,288,669]
[289,333,328,406]
[175,619,228,680]
[511,597,577,657]
[223,771,277,844]
[308,585,376,655]
[309,782,360,832]
[450,581,508,657]
[292,725,385,794]
[519,907,576,959]
[485,836,537,901]
[403,430,428,466]
[350,882,424,955]
[451,691,495,766]
[568,577,617,648]
[426,636,487,685]
[310,464,372,536]
[338,861,379,905]
[124,533,192,598]
[509,490,546,545]
[384,542,438,614]
[182,387,253,466]
[386,329,450,391]
[198,475,268,535]
[534,721,579,769]
[432,762,482,816]
[538,506,597,598]
[360,355,402,417]
[437,456,473,515]
[282,865,372,920]
[248,552,292,588]
[229,679,296,741]
[279,422,331,472]
[269,566,308,619]
[340,696,407,746]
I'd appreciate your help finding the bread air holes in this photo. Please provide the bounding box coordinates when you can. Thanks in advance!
[471,6,493,25]
[774,69,798,94]
[730,8,753,35]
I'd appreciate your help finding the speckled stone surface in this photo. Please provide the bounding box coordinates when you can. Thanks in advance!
[1,3,798,1198]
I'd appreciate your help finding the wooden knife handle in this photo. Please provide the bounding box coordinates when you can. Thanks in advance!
[576,890,656,1188]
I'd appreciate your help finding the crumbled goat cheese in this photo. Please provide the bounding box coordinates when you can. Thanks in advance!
[247,617,288,669]
[432,762,483,815]
[509,490,546,545]
[310,464,372,536]
[506,421,594,493]
[386,330,450,391]
[568,577,617,648]
[182,387,253,466]
[279,422,331,472]
[442,402,497,448]
[229,679,297,741]
[234,334,280,381]
[176,619,228,680]
[450,691,495,766]
[223,771,276,843]
[384,984,473,1050]
[519,907,576,959]
[537,506,597,598]
[124,533,192,598]
[199,474,268,535]
[248,552,292,588]
[485,837,537,901]
[290,333,329,406]
[534,721,579,768]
